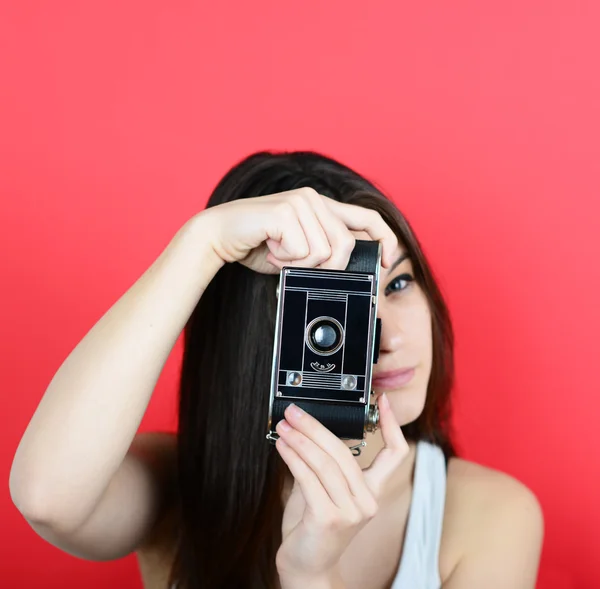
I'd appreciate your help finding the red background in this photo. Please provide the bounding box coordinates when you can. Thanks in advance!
[1,1,598,588]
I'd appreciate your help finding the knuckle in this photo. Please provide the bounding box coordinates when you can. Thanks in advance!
[293,431,307,448]
[324,237,354,269]
[325,233,354,265]
[293,245,310,259]
[345,509,363,526]
[290,192,307,208]
[307,247,331,265]
[343,234,356,252]
[298,186,319,200]
[317,244,332,261]
[362,499,379,519]
[276,201,296,220]
[319,514,339,530]
[366,208,382,223]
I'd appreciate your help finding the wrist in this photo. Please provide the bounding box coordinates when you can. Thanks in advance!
[181,210,226,273]
[279,567,345,589]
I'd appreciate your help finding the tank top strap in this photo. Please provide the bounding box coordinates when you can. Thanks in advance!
[391,440,447,588]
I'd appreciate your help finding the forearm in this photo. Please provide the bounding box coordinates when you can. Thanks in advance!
[9,212,223,528]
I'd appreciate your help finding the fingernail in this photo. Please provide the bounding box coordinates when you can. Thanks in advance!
[381,392,390,409]
[277,419,292,432]
[286,403,304,419]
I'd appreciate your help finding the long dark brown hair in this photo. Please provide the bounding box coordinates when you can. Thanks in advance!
[168,150,457,589]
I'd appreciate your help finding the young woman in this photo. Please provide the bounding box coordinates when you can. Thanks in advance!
[10,150,544,588]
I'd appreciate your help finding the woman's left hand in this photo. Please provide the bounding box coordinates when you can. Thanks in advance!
[274,392,410,586]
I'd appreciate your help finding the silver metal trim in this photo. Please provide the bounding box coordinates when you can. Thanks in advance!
[301,283,309,377]
[305,315,345,356]
[267,269,287,435]
[301,373,343,389]
[287,286,370,297]
[268,244,382,442]
[362,242,382,434]
[275,393,363,404]
[286,269,371,280]
[341,286,349,379]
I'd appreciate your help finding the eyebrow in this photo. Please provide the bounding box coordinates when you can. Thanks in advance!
[386,252,410,275]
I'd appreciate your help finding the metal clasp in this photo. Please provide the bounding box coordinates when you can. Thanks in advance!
[349,440,366,456]
[268,432,366,457]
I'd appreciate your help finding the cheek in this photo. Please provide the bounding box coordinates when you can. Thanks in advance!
[388,387,428,426]
[420,306,434,361]
[403,296,433,349]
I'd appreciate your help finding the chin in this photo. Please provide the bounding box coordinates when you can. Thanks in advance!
[378,387,427,427]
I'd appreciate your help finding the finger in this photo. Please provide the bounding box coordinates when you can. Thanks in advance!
[378,393,408,451]
[280,405,377,514]
[324,200,399,269]
[276,419,356,512]
[309,196,356,270]
[363,393,410,493]
[264,202,310,261]
[266,250,285,270]
[275,436,337,518]
[287,195,332,267]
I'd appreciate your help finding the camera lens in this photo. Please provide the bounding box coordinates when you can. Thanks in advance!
[306,317,344,355]
[314,325,337,348]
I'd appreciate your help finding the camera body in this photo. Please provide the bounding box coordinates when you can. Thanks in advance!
[266,240,382,455]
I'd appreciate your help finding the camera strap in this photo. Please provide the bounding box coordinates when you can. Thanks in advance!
[345,240,381,274]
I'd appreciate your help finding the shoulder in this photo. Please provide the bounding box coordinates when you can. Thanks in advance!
[446,458,542,523]
[446,455,543,515]
[439,456,544,587]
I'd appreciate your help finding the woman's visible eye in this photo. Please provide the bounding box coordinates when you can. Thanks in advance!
[385,273,415,295]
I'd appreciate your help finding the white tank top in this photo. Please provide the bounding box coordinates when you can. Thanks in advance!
[391,440,447,588]
[170,440,447,589]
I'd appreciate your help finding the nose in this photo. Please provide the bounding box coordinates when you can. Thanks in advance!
[377,309,404,355]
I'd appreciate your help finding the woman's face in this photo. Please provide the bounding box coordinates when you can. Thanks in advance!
[369,239,433,427]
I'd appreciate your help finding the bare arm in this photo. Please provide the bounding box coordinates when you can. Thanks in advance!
[8,187,399,562]
[9,212,223,558]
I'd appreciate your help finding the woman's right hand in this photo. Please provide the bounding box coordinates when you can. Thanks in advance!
[198,187,399,274]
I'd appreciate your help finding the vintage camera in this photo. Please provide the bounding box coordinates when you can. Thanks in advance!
[266,240,383,456]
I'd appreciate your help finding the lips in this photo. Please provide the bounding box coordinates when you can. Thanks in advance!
[372,367,416,389]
